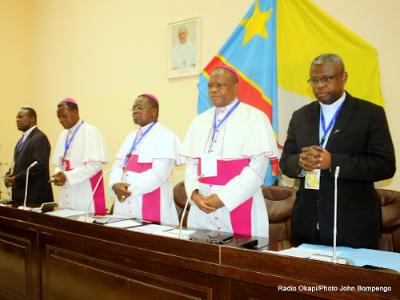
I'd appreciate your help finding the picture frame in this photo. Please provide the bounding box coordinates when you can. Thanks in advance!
[167,17,200,79]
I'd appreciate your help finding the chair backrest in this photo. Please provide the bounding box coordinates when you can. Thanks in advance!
[262,186,296,243]
[174,183,400,252]
[376,189,400,252]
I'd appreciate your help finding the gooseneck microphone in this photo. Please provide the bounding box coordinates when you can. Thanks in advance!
[332,166,340,263]
[85,169,112,222]
[310,165,349,265]
[178,193,191,239]
[22,161,38,210]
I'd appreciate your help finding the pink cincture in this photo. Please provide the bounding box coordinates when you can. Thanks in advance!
[64,160,106,215]
[198,158,253,236]
[126,155,161,223]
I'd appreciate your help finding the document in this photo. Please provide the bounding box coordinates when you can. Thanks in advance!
[262,246,332,258]
[298,244,400,272]
[45,209,87,218]
[155,229,196,239]
[128,224,174,234]
[104,219,143,229]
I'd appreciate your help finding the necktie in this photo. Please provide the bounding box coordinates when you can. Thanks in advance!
[17,136,24,151]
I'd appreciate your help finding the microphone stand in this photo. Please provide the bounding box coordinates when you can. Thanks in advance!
[21,161,38,210]
[309,166,349,265]
[178,194,190,239]
[85,169,112,222]
[332,166,340,263]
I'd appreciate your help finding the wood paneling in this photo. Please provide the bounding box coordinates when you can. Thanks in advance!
[0,222,40,300]
[0,206,398,300]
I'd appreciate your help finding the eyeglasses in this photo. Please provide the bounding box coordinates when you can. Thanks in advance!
[307,73,341,86]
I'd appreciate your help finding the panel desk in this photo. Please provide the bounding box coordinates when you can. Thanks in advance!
[0,206,398,299]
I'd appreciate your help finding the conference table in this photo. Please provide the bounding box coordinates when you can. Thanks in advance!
[0,205,398,300]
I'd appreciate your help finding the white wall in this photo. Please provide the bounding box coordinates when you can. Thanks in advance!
[1,0,399,205]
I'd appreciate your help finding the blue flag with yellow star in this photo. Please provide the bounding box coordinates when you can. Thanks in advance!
[197,0,278,185]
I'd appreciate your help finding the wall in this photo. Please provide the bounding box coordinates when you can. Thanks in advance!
[0,0,32,197]
[1,0,399,206]
[29,0,254,205]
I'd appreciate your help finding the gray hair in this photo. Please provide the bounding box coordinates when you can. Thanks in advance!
[311,53,345,72]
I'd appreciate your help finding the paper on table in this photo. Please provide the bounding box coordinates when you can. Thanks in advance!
[299,243,400,272]
[155,229,196,239]
[128,224,174,234]
[104,219,143,228]
[262,247,333,258]
[45,209,87,218]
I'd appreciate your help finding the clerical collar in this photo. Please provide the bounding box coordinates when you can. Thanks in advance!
[22,125,37,140]
[217,98,239,111]
[68,119,82,134]
[140,121,157,131]
[319,92,346,112]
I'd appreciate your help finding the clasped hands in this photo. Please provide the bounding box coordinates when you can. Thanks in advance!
[112,183,131,202]
[298,145,331,171]
[51,172,67,186]
[191,190,224,213]
[4,173,16,188]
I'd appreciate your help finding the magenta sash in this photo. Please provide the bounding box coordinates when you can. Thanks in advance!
[126,155,160,223]
[64,160,106,215]
[198,158,253,236]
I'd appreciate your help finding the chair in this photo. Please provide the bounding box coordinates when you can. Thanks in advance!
[173,182,297,238]
[173,182,400,253]
[376,189,400,252]
[262,186,296,243]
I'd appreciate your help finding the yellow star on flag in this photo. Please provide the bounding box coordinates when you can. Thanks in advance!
[240,0,272,45]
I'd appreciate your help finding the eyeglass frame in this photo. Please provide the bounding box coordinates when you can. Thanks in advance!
[307,72,343,86]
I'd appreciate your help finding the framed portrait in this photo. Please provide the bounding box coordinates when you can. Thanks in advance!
[168,17,200,79]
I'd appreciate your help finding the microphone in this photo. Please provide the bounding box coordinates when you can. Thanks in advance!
[310,166,350,265]
[20,161,38,210]
[83,169,112,222]
[332,166,340,263]
[178,193,190,239]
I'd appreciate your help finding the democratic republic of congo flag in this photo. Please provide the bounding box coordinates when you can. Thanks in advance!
[197,0,383,186]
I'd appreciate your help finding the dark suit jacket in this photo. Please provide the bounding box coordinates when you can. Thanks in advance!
[280,93,395,249]
[11,127,53,204]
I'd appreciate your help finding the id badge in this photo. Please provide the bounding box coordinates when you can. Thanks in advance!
[201,153,218,177]
[305,169,320,190]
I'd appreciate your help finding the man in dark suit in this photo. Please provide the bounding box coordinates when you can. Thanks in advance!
[4,107,53,205]
[280,54,395,249]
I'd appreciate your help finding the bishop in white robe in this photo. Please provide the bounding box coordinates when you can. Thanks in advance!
[109,94,181,225]
[181,67,279,238]
[52,98,110,214]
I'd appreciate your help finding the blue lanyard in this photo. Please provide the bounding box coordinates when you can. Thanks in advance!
[63,120,84,160]
[212,101,240,140]
[320,102,344,147]
[124,121,157,166]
